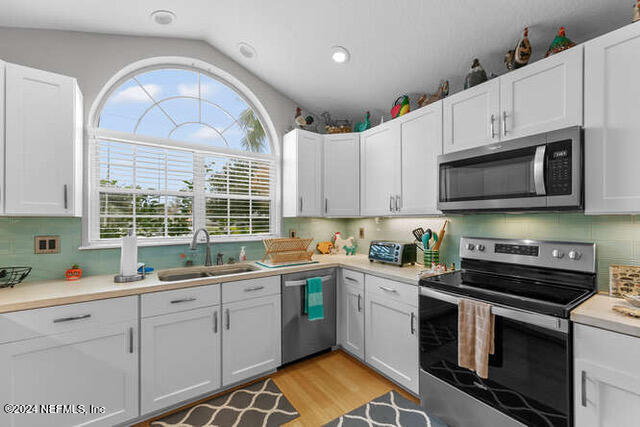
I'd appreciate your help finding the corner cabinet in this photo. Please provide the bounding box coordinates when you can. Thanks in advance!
[283,129,323,217]
[338,269,365,360]
[574,324,640,426]
[585,23,640,214]
[3,62,83,216]
[324,133,360,216]
[360,121,401,216]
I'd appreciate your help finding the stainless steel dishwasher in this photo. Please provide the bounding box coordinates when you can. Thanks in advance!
[281,268,336,365]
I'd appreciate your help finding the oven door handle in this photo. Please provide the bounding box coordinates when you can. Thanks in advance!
[419,287,568,333]
[534,145,547,196]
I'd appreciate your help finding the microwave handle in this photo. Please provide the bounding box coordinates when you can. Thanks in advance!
[534,145,547,196]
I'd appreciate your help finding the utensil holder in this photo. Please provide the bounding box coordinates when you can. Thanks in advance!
[424,249,439,266]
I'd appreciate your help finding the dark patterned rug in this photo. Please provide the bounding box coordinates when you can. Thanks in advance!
[151,378,299,427]
[324,391,448,427]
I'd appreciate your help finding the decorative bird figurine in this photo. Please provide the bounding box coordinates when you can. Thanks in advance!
[545,27,576,57]
[391,95,410,118]
[505,27,532,71]
[464,59,488,89]
[295,107,314,128]
[354,111,371,132]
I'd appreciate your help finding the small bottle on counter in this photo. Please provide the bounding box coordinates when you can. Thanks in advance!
[239,246,247,261]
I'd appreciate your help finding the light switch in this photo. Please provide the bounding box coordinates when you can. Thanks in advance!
[34,236,60,254]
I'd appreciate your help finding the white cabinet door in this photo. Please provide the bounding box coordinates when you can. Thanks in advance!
[141,307,221,414]
[282,129,323,217]
[500,46,583,141]
[574,324,640,427]
[222,294,281,386]
[365,284,418,393]
[323,133,360,216]
[443,79,500,153]
[585,23,640,214]
[0,322,138,427]
[4,63,82,216]
[360,122,401,216]
[0,61,5,214]
[398,103,442,215]
[338,269,364,360]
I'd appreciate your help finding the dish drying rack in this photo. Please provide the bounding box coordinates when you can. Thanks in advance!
[262,238,314,265]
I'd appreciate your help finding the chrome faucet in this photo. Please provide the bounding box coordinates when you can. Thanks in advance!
[190,228,212,266]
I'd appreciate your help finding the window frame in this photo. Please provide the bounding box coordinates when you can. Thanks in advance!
[83,58,281,249]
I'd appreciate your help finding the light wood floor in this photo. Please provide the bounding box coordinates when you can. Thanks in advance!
[133,350,418,426]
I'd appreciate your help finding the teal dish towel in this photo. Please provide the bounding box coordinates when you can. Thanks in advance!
[304,277,324,321]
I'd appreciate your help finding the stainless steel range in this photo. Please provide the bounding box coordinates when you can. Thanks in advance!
[419,237,596,427]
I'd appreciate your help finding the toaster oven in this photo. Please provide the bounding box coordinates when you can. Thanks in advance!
[368,241,416,266]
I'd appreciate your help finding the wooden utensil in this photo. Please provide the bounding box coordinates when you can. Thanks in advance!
[431,220,449,251]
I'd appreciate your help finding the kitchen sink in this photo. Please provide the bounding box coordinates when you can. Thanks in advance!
[157,264,261,282]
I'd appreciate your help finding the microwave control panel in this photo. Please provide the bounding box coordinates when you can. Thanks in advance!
[546,140,572,196]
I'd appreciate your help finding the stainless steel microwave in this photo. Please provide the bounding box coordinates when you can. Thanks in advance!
[438,126,583,212]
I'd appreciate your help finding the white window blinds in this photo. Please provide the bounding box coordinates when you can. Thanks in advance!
[94,138,274,242]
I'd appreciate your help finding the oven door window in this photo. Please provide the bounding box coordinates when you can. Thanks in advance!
[439,146,538,202]
[420,295,569,427]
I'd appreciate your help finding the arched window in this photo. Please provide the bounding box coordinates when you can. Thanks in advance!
[87,63,276,246]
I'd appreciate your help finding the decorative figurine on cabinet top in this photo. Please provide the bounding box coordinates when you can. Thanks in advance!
[545,27,576,57]
[417,80,450,108]
[321,111,352,134]
[354,111,371,132]
[634,0,640,22]
[505,27,532,71]
[390,95,410,119]
[464,58,488,89]
[295,107,315,128]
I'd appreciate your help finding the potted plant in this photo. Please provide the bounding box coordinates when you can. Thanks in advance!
[65,264,82,281]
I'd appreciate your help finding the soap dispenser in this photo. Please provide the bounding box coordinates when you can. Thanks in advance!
[239,246,247,262]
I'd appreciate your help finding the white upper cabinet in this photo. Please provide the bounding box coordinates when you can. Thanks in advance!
[398,102,442,215]
[443,79,500,153]
[283,129,323,217]
[500,46,583,141]
[585,23,640,214]
[323,133,360,216]
[4,63,82,216]
[360,121,401,216]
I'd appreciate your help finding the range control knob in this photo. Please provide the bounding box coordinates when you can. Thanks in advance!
[466,243,476,251]
[551,249,565,259]
[477,244,486,252]
[568,250,581,260]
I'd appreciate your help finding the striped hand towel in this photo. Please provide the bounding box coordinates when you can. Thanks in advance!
[304,277,324,321]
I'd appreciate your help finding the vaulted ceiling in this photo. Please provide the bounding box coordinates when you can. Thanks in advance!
[0,0,633,120]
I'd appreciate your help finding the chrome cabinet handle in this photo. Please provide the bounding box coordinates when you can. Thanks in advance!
[128,327,134,354]
[299,196,303,212]
[490,114,496,139]
[379,286,398,293]
[357,294,362,312]
[389,195,393,212]
[581,370,587,407]
[345,276,358,283]
[325,198,328,214]
[244,285,264,292]
[213,310,218,333]
[502,111,508,136]
[63,184,68,209]
[170,297,196,304]
[53,314,91,323]
[225,309,230,330]
[410,312,415,335]
[396,195,401,212]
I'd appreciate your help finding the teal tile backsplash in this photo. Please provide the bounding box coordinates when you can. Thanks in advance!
[0,217,347,282]
[2,213,638,291]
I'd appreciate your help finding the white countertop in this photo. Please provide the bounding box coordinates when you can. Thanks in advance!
[0,254,442,314]
[571,293,640,338]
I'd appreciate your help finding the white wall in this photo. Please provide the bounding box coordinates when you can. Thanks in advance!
[0,27,297,141]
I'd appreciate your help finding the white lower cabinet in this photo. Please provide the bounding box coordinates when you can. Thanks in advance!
[574,324,640,427]
[338,269,365,360]
[222,294,281,386]
[141,306,221,414]
[0,297,138,427]
[364,275,419,394]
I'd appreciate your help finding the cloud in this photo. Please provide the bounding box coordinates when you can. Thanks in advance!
[189,126,224,142]
[178,83,218,98]
[111,84,161,103]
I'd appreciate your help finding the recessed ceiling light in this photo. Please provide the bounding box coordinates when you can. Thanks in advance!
[150,10,176,26]
[331,46,350,64]
[238,42,257,59]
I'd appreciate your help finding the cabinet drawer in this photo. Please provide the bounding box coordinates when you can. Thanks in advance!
[142,284,220,318]
[0,296,137,344]
[365,275,418,307]
[222,276,280,304]
[574,324,640,374]
[342,269,364,291]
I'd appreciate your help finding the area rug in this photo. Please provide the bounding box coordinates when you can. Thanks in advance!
[324,391,448,427]
[150,378,299,427]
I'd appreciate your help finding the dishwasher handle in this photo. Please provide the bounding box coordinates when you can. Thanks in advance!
[284,275,332,287]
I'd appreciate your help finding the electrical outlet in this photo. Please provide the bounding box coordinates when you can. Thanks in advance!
[34,236,60,254]
[359,228,365,239]
[289,229,297,238]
